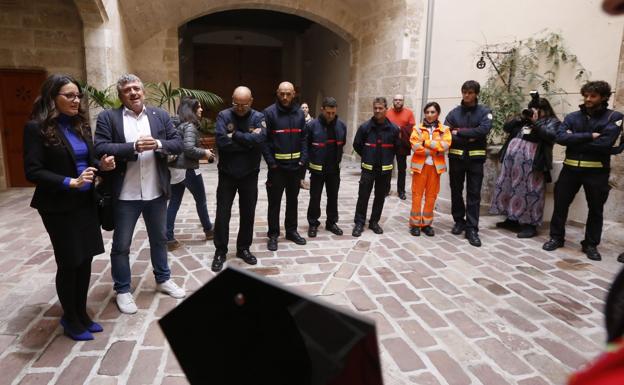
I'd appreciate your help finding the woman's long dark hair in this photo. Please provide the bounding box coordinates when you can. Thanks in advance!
[177,97,201,125]
[536,97,556,118]
[31,74,89,146]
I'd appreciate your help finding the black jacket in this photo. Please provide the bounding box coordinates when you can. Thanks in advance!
[94,106,183,200]
[444,101,492,161]
[24,121,99,213]
[353,117,400,174]
[306,115,347,174]
[555,104,623,171]
[500,115,559,182]
[262,102,307,170]
[215,108,266,178]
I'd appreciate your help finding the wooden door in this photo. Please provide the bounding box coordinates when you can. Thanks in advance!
[0,70,46,187]
[193,44,282,114]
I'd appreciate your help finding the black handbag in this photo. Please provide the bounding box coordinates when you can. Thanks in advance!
[95,179,114,231]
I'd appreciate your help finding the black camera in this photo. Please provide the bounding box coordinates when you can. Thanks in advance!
[521,91,540,120]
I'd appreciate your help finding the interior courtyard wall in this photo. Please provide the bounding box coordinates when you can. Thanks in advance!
[80,0,133,89]
[300,24,351,134]
[0,0,86,189]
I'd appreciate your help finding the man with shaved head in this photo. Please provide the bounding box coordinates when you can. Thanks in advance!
[262,81,308,251]
[386,94,416,199]
[210,86,267,272]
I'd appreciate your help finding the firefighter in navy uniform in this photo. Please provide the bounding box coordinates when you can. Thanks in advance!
[444,80,493,247]
[543,81,623,261]
[262,81,308,251]
[306,97,347,238]
[211,86,267,272]
[352,97,400,237]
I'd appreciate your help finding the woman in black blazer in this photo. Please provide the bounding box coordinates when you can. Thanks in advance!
[23,74,115,341]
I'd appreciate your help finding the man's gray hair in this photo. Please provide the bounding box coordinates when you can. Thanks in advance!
[116,74,143,94]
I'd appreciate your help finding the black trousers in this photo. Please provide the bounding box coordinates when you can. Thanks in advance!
[386,154,408,194]
[354,171,391,226]
[266,167,301,236]
[307,172,340,227]
[549,167,610,246]
[214,171,259,253]
[449,158,484,232]
[56,257,93,333]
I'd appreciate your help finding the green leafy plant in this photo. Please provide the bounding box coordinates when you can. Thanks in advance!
[79,81,223,115]
[478,31,589,144]
[79,82,121,109]
[145,81,223,113]
[198,117,216,136]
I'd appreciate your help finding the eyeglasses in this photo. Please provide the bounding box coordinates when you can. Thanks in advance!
[232,102,250,108]
[58,93,84,101]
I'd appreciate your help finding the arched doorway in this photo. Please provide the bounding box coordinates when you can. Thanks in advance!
[178,9,352,117]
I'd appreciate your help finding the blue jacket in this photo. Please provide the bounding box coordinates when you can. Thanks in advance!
[353,117,400,174]
[556,104,623,171]
[262,102,307,171]
[215,108,266,178]
[444,102,492,161]
[306,115,347,174]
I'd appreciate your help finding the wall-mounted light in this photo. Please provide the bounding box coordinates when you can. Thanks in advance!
[476,56,486,69]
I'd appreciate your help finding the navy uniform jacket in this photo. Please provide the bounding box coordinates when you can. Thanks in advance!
[215,108,266,178]
[94,106,183,200]
[556,104,623,171]
[353,117,400,174]
[444,102,492,161]
[306,115,347,174]
[262,102,307,171]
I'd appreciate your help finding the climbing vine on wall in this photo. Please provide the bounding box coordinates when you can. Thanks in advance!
[478,31,589,144]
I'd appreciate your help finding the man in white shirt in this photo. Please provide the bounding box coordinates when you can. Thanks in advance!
[95,74,185,314]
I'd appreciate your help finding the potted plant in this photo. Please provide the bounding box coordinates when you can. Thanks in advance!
[197,117,217,150]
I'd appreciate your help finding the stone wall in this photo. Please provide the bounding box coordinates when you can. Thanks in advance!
[0,0,86,77]
[132,27,180,87]
[0,0,86,189]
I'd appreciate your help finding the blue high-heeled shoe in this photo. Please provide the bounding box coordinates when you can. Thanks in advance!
[86,321,103,333]
[60,319,94,341]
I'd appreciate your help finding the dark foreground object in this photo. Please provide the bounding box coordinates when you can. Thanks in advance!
[159,266,384,385]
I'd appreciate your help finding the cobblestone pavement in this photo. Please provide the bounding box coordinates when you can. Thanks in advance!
[0,159,622,385]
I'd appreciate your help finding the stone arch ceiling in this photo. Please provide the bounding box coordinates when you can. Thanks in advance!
[73,0,108,25]
[117,0,379,47]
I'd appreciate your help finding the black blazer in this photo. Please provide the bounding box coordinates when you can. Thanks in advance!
[23,121,99,213]
[93,106,183,200]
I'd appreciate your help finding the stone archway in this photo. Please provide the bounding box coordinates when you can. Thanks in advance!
[76,0,424,147]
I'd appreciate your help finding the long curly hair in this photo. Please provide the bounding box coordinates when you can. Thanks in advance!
[31,74,90,146]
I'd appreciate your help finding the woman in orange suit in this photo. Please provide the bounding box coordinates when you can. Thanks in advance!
[409,102,452,236]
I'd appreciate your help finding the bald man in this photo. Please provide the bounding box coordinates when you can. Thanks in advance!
[211,86,267,272]
[386,94,415,200]
[262,81,308,251]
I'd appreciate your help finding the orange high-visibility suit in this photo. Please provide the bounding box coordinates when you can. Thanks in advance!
[409,121,452,228]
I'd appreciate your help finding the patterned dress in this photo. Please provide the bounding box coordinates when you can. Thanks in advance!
[489,135,546,226]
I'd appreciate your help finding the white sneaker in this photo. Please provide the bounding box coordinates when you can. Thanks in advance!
[157,279,185,299]
[116,292,138,314]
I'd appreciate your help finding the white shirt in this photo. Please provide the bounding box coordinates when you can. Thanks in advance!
[119,106,162,201]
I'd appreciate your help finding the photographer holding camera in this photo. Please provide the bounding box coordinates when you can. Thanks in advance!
[490,91,559,238]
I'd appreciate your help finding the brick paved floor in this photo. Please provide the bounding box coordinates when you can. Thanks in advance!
[0,159,621,385]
